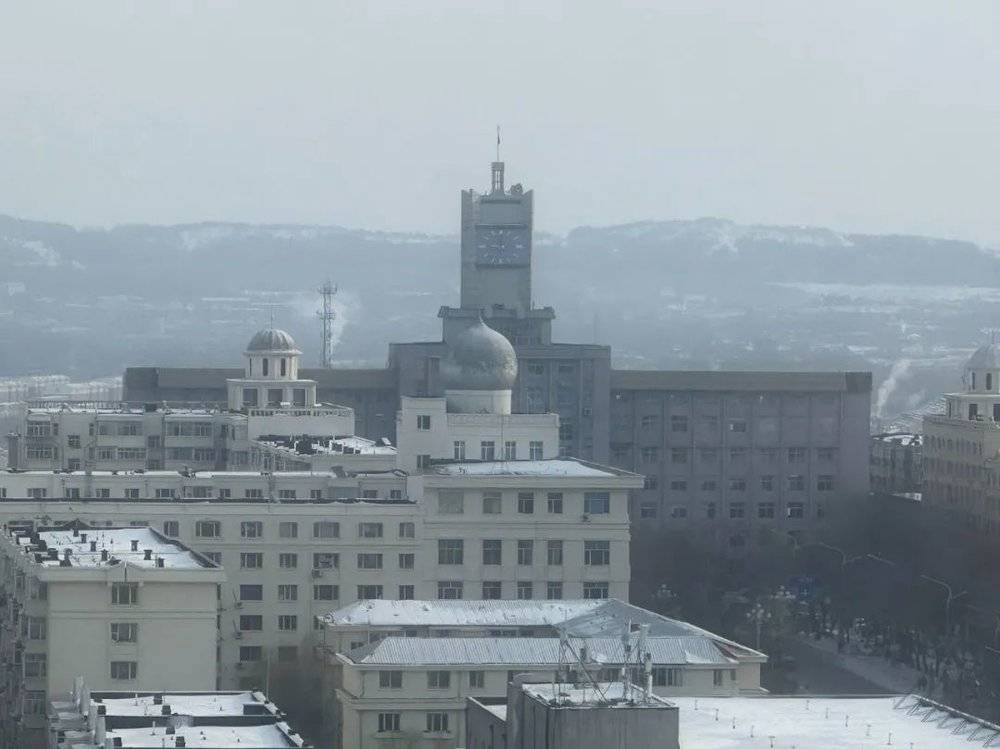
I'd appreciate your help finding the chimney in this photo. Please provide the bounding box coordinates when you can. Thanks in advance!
[130,540,139,552]
[156,558,165,568]
[143,549,152,561]
[89,541,97,552]
[72,528,79,538]
[80,532,87,543]
[100,549,108,562]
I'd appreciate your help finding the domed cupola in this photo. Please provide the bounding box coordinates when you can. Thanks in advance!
[966,342,1000,394]
[439,317,517,414]
[244,328,301,381]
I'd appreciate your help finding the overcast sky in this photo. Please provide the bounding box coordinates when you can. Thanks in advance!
[2,1,999,243]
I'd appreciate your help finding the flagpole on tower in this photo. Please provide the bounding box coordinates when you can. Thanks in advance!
[497,125,501,162]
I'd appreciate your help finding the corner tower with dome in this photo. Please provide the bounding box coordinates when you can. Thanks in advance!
[923,340,1000,536]
[396,316,560,472]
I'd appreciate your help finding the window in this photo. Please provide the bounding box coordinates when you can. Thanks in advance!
[547,540,563,566]
[117,448,146,461]
[110,661,137,680]
[482,540,502,565]
[760,475,775,492]
[267,387,283,406]
[437,580,463,599]
[729,502,745,519]
[817,448,837,462]
[787,447,807,463]
[218,488,232,499]
[643,476,659,490]
[108,622,138,643]
[583,582,609,599]
[462,576,496,599]
[546,492,563,514]
[653,667,684,687]
[469,671,485,688]
[713,669,724,687]
[195,520,221,538]
[357,553,383,570]
[728,478,747,492]
[787,502,805,519]
[398,553,415,570]
[670,505,688,519]
[357,585,384,600]
[279,521,298,538]
[787,475,805,491]
[438,491,464,514]
[154,488,174,499]
[26,487,48,499]
[504,440,517,460]
[203,551,222,565]
[480,441,496,461]
[399,584,415,600]
[25,617,46,640]
[529,441,544,460]
[729,419,747,433]
[310,489,324,499]
[427,670,451,689]
[453,440,466,460]
[313,553,339,569]
[527,362,545,376]
[240,646,262,662]
[111,582,138,605]
[378,713,401,733]
[359,522,384,538]
[641,447,660,463]
[278,489,297,500]
[758,502,775,519]
[278,584,298,601]
[67,434,81,448]
[426,713,449,733]
[245,489,263,499]
[313,585,338,601]
[584,492,610,514]
[437,539,464,565]
[24,653,47,678]
[279,553,298,569]
[482,491,502,514]
[547,581,564,600]
[241,521,263,539]
[584,540,610,566]
[240,615,263,631]
[640,503,658,518]
[517,540,534,565]
[517,581,534,600]
[379,670,403,689]
[398,522,415,538]
[416,454,431,469]
[24,691,46,716]
[239,584,263,602]
[313,521,339,538]
[670,480,688,491]
[278,615,298,631]
[416,414,431,431]
[517,492,535,514]
[117,422,142,436]
[817,475,835,491]
[671,415,689,432]
[706,502,717,519]
[241,553,263,569]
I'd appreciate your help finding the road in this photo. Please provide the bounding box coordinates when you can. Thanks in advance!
[769,639,889,695]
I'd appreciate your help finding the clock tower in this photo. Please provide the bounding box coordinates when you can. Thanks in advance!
[443,160,554,346]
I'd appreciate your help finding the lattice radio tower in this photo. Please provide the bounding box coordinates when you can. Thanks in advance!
[317,280,338,368]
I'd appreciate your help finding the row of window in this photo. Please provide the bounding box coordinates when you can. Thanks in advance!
[446,439,546,462]
[18,486,399,501]
[436,539,610,566]
[187,520,412,540]
[628,446,837,464]
[437,491,610,515]
[643,475,836,492]
[238,583,340,602]
[242,387,308,408]
[238,614,301,631]
[639,501,822,521]
[438,580,608,600]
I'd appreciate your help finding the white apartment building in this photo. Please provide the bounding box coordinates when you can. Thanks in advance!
[328,599,764,749]
[0,523,224,749]
[48,679,309,749]
[923,341,1000,537]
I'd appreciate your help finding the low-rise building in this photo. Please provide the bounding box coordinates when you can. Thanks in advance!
[0,523,224,748]
[48,678,309,748]
[870,432,922,496]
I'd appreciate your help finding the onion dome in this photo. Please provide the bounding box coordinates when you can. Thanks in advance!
[246,328,300,354]
[439,318,517,390]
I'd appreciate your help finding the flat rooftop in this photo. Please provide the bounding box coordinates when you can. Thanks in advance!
[100,722,304,748]
[524,682,674,709]
[11,526,212,569]
[94,691,266,717]
[673,695,1000,748]
[255,434,396,456]
[343,635,736,667]
[429,458,636,478]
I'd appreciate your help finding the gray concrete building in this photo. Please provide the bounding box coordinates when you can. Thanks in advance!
[122,160,872,544]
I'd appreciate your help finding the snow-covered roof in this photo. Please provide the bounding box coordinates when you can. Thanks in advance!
[343,635,735,667]
[102,722,304,748]
[254,434,396,456]
[13,526,212,570]
[95,691,264,717]
[873,432,922,446]
[323,598,601,628]
[523,682,674,709]
[430,458,633,478]
[674,695,1000,748]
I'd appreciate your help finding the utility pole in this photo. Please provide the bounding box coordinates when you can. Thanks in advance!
[317,280,338,368]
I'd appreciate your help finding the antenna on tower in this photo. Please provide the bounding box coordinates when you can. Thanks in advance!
[317,280,338,368]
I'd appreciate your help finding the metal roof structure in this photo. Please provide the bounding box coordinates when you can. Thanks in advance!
[323,598,602,628]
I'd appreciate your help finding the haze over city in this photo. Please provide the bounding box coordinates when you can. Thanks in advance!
[3,1,1000,243]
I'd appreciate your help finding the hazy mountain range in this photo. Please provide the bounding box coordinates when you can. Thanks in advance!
[2,213,998,422]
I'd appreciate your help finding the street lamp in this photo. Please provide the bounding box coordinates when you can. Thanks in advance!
[920,575,967,635]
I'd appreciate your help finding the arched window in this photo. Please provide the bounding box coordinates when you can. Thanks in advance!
[248,359,252,376]
[262,358,269,377]
[988,373,993,391]
[972,372,977,390]
[281,358,287,377]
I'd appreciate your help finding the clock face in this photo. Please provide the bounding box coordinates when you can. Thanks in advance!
[474,225,530,266]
